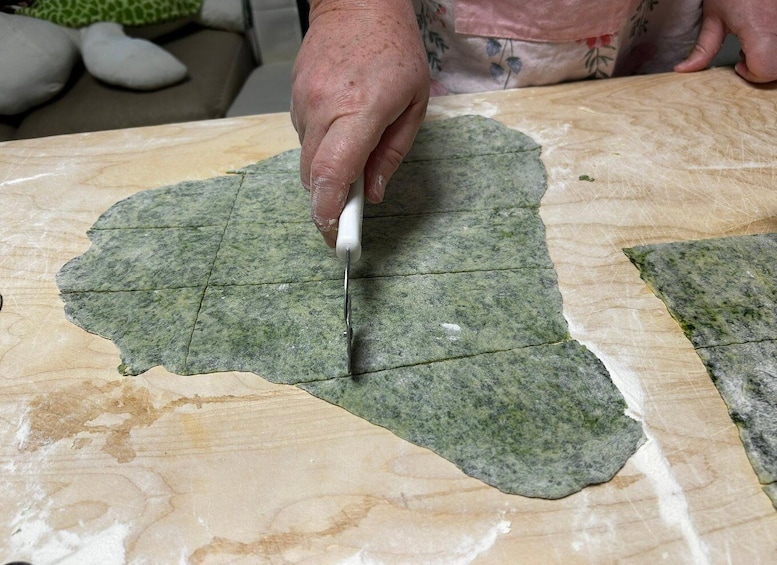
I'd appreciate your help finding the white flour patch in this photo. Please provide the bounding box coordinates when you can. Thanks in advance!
[517,122,572,155]
[563,318,644,418]
[6,408,130,564]
[0,172,59,186]
[15,409,32,450]
[338,549,377,565]
[441,323,462,341]
[565,320,709,563]
[450,519,511,564]
[58,522,131,565]
[426,103,463,118]
[570,490,618,553]
[427,98,499,119]
[11,516,130,565]
[467,100,499,118]
[632,435,711,564]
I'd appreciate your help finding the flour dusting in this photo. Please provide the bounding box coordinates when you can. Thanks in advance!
[337,518,510,565]
[566,319,710,563]
[441,323,462,341]
[11,517,130,565]
[427,99,499,119]
[450,519,511,564]
[15,409,31,450]
[0,172,59,187]
[632,435,711,564]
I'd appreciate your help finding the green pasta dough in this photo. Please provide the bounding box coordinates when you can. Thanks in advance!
[626,233,777,508]
[57,115,643,498]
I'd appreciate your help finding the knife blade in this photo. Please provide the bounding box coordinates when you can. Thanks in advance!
[336,173,364,374]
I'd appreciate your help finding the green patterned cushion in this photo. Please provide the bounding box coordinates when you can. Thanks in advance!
[16,0,203,28]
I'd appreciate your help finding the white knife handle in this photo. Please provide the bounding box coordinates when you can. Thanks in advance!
[336,173,364,263]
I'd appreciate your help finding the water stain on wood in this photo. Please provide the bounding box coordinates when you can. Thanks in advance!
[187,496,382,563]
[23,380,266,463]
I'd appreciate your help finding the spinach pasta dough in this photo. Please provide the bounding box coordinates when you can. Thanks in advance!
[57,116,643,498]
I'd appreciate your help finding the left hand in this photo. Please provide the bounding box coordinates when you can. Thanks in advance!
[674,0,777,83]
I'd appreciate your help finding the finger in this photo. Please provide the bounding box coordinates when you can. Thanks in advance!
[289,52,310,133]
[735,33,777,83]
[289,98,300,142]
[290,101,315,194]
[291,88,316,192]
[309,117,383,247]
[298,115,325,193]
[674,16,727,73]
[364,98,428,204]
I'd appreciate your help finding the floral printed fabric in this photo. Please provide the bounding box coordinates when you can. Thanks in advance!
[454,0,641,42]
[415,0,702,95]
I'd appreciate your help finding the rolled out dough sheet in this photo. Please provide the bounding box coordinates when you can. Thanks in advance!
[626,233,777,508]
[57,116,643,498]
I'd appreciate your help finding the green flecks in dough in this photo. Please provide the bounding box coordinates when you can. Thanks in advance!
[698,342,777,486]
[380,152,546,216]
[62,288,203,376]
[302,341,643,498]
[625,234,777,348]
[186,282,346,381]
[57,226,224,292]
[93,176,242,230]
[404,115,540,162]
[356,209,553,277]
[626,233,777,507]
[230,172,311,225]
[350,269,568,374]
[57,115,642,498]
[211,220,328,286]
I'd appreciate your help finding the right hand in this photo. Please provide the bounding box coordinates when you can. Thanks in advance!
[291,0,430,247]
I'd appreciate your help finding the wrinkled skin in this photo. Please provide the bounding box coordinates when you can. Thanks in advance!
[675,0,777,83]
[293,0,776,246]
[291,0,429,247]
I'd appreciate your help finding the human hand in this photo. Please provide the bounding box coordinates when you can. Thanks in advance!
[291,0,430,247]
[674,0,777,83]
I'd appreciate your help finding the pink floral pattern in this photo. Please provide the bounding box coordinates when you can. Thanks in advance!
[579,34,616,79]
[412,0,701,94]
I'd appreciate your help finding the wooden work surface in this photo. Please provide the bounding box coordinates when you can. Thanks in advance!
[2,67,776,563]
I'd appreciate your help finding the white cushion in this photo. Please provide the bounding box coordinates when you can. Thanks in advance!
[80,22,187,91]
[0,13,79,115]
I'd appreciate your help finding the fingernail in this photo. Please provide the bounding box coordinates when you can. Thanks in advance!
[310,175,348,239]
[311,202,337,247]
[371,174,386,203]
[370,158,396,204]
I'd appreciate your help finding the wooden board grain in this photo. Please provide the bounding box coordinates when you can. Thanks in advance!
[2,68,776,563]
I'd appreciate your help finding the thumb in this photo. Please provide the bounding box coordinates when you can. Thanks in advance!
[308,118,380,247]
[735,31,777,83]
[675,16,727,73]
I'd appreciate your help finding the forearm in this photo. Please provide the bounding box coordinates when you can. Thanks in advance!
[307,0,420,44]
[308,0,415,16]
